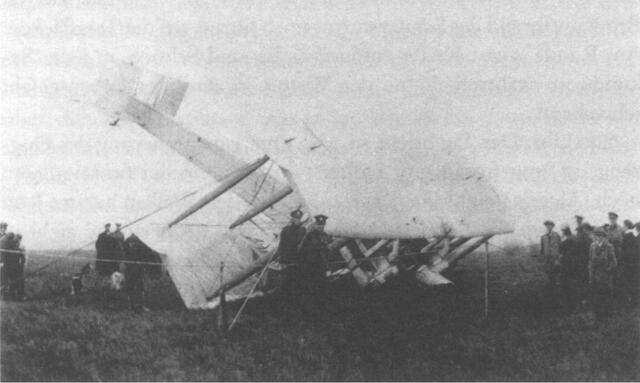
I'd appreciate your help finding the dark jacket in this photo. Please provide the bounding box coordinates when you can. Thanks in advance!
[276,223,307,265]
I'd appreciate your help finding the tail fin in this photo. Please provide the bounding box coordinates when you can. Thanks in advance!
[96,57,188,118]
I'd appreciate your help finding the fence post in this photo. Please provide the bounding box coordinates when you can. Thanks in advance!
[217,262,227,337]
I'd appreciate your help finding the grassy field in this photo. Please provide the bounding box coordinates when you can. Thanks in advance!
[1,247,638,381]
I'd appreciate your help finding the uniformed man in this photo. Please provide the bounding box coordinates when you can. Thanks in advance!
[620,220,639,303]
[110,223,126,270]
[276,209,307,298]
[1,233,20,300]
[539,220,562,303]
[559,225,580,309]
[123,234,146,309]
[588,228,617,322]
[0,222,8,296]
[605,212,624,257]
[95,224,117,276]
[297,214,330,316]
[575,223,594,304]
[0,231,13,299]
[575,215,584,231]
[13,234,25,301]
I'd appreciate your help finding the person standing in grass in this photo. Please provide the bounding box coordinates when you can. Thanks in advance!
[276,209,307,308]
[297,214,330,317]
[539,220,562,305]
[96,223,117,276]
[588,228,617,323]
[620,220,639,304]
[559,225,580,310]
[13,233,25,301]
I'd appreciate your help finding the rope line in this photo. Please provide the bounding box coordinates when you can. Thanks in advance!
[24,186,201,276]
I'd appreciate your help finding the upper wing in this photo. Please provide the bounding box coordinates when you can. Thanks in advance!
[246,119,514,239]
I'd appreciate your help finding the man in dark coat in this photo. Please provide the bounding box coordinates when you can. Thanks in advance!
[559,226,579,308]
[539,220,562,304]
[276,209,307,298]
[1,233,20,300]
[589,228,617,323]
[619,220,639,303]
[297,214,330,316]
[123,234,147,309]
[95,223,117,276]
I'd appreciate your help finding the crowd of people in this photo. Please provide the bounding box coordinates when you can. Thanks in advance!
[538,212,639,322]
[2,211,638,322]
[0,222,26,301]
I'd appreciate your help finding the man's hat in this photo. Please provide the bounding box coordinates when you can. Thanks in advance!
[608,211,618,218]
[0,222,7,227]
[544,220,555,227]
[561,224,571,232]
[314,214,328,225]
[575,215,584,220]
[290,209,303,219]
[624,219,634,229]
[594,228,607,237]
[104,223,111,228]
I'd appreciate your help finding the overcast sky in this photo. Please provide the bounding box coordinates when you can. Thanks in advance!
[1,0,639,249]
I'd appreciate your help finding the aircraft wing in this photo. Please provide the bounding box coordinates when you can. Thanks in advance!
[245,118,514,240]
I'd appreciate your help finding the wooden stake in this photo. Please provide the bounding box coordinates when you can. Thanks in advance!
[218,262,227,337]
[484,241,489,319]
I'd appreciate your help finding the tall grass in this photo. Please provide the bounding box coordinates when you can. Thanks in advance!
[1,248,638,381]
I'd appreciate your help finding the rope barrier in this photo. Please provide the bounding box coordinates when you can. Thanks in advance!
[24,186,202,276]
[17,238,500,273]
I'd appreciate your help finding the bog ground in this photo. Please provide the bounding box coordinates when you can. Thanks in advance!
[1,248,639,381]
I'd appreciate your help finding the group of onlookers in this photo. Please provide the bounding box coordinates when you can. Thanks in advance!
[0,222,26,301]
[539,212,639,322]
[92,223,160,309]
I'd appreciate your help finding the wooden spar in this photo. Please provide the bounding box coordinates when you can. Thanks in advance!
[210,236,348,301]
[328,237,350,251]
[356,239,391,270]
[484,241,489,319]
[229,186,293,229]
[449,237,471,249]
[387,239,400,262]
[168,155,270,227]
[208,250,275,300]
[338,245,371,287]
[362,239,390,258]
[420,237,444,253]
[432,235,493,273]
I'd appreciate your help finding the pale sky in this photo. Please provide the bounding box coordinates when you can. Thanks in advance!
[1,0,639,249]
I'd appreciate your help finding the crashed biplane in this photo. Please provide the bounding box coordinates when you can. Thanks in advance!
[90,58,514,309]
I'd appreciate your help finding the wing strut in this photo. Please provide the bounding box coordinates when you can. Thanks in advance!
[168,155,270,227]
[229,186,293,229]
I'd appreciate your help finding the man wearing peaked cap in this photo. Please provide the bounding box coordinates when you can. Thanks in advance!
[276,209,308,304]
[605,212,624,259]
[589,226,617,322]
[619,219,639,303]
[539,219,562,304]
[314,214,328,225]
[297,214,330,316]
